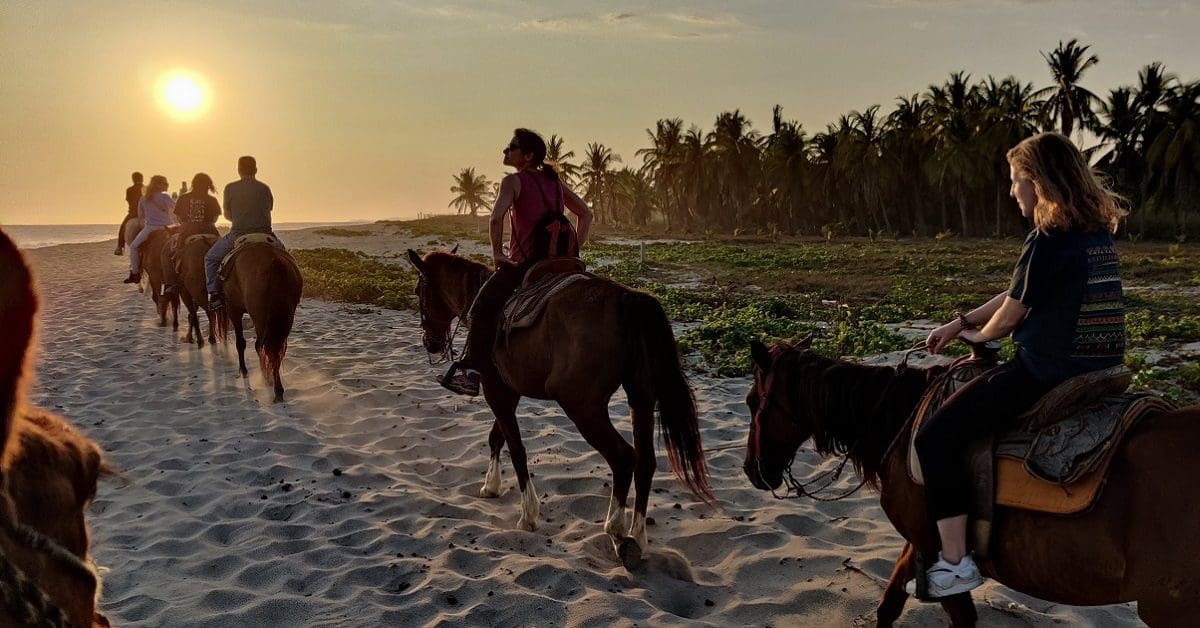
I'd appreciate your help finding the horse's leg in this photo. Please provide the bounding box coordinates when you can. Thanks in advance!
[939,593,977,627]
[482,381,535,530]
[205,307,216,345]
[232,311,249,377]
[480,421,504,498]
[625,396,657,568]
[561,400,636,563]
[876,542,916,627]
[171,294,179,330]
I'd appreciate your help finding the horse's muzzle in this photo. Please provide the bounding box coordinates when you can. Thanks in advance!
[744,460,783,491]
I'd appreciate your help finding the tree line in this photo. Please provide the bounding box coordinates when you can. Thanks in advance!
[449,40,1200,239]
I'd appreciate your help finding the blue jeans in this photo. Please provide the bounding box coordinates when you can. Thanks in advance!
[129,225,164,274]
[204,231,286,294]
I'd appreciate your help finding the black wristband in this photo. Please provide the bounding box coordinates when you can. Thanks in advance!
[955,311,975,331]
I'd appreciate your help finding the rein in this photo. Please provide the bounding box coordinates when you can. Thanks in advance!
[0,513,99,628]
[415,264,488,366]
[757,341,929,502]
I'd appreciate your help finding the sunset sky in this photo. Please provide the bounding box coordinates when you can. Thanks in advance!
[2,0,1198,225]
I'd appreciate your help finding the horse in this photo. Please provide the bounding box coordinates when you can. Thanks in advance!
[1,229,112,627]
[742,338,1200,627]
[407,248,714,569]
[177,235,218,348]
[137,229,179,329]
[213,243,303,403]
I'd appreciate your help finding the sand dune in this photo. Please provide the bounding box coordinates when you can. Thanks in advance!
[22,232,1141,626]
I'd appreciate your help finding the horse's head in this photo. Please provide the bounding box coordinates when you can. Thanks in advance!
[406,245,468,356]
[743,337,815,491]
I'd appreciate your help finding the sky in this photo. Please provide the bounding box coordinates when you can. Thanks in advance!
[2,0,1198,225]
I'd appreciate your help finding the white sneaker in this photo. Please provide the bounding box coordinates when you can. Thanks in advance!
[904,553,984,599]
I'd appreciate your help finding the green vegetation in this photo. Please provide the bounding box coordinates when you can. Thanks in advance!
[293,224,1200,399]
[292,248,416,310]
[313,228,373,237]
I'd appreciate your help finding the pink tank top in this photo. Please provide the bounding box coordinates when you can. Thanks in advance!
[508,170,564,265]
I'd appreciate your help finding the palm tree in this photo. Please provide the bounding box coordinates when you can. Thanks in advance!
[1143,81,1200,235]
[676,126,712,231]
[707,110,762,230]
[448,167,493,216]
[545,134,579,187]
[981,77,1044,234]
[611,168,656,226]
[839,105,892,233]
[578,143,621,224]
[762,105,812,233]
[926,71,988,235]
[1035,39,1102,137]
[636,118,685,231]
[884,94,933,234]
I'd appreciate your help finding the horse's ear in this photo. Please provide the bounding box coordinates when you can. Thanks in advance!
[450,243,459,255]
[796,332,814,351]
[406,249,425,274]
[750,339,772,372]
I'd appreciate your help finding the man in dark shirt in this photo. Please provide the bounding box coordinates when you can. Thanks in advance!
[204,156,284,309]
[115,172,143,255]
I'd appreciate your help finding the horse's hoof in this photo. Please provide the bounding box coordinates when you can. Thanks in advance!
[479,486,500,498]
[617,537,642,570]
[517,518,537,532]
[157,321,167,327]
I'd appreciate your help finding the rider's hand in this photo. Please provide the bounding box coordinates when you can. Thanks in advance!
[492,252,513,268]
[925,321,962,355]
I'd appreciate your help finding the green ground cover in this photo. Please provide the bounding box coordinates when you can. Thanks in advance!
[293,217,1200,401]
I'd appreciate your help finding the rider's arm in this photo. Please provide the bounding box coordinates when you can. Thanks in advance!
[222,186,233,222]
[964,297,1029,343]
[489,175,518,259]
[962,292,1006,328]
[562,187,593,246]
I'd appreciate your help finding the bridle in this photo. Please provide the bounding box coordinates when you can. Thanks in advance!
[415,273,460,366]
[752,341,929,502]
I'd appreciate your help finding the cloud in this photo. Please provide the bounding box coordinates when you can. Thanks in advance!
[517,10,746,39]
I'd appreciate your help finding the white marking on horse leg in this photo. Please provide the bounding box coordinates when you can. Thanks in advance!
[516,478,539,532]
[479,456,502,498]
[604,495,628,538]
[630,512,647,551]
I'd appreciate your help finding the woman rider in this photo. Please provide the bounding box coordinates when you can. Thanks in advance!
[124,175,175,284]
[910,132,1127,598]
[161,172,221,296]
[440,128,594,396]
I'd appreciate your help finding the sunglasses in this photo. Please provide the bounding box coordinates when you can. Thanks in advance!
[503,143,520,153]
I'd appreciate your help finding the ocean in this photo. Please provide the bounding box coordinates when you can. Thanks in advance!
[2,222,365,249]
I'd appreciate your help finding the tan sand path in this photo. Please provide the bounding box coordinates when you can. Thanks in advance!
[21,236,1142,627]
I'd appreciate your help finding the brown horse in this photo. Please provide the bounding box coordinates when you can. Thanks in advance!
[214,243,303,402]
[407,249,714,568]
[177,235,218,348]
[742,338,1200,627]
[1,229,112,627]
[137,229,179,329]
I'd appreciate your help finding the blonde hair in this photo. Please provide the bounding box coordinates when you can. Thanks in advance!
[1007,132,1126,234]
[143,175,168,201]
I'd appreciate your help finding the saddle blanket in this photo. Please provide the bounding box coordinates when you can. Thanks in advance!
[502,271,591,330]
[173,234,219,273]
[217,233,288,281]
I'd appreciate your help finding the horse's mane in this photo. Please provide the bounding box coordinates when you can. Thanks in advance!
[423,250,488,275]
[782,350,943,488]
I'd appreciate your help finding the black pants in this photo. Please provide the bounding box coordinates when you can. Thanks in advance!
[460,262,526,371]
[915,359,1052,521]
[117,215,136,248]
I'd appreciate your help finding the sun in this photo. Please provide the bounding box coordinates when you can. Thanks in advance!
[156,71,211,120]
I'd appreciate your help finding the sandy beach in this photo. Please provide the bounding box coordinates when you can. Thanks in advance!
[21,226,1143,627]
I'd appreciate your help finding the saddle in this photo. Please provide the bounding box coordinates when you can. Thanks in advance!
[173,234,219,273]
[136,225,176,258]
[217,233,288,282]
[906,359,1172,559]
[501,257,591,330]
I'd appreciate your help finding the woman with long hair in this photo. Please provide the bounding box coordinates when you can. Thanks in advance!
[911,132,1128,598]
[440,128,594,396]
[161,172,221,296]
[124,175,175,284]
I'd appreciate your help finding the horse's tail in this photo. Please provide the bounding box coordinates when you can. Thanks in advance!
[0,230,37,450]
[622,290,716,506]
[257,254,302,384]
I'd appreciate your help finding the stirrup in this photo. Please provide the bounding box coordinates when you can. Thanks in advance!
[208,293,224,310]
[439,368,480,397]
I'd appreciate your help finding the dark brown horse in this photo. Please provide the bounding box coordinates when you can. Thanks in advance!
[214,244,303,402]
[407,249,714,569]
[138,229,179,329]
[177,235,218,347]
[1,229,112,627]
[743,338,1200,627]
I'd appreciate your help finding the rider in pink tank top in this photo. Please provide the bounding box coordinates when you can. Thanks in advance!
[508,170,564,265]
[438,128,594,397]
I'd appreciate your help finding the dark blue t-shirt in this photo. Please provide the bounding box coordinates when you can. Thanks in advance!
[1009,229,1126,385]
